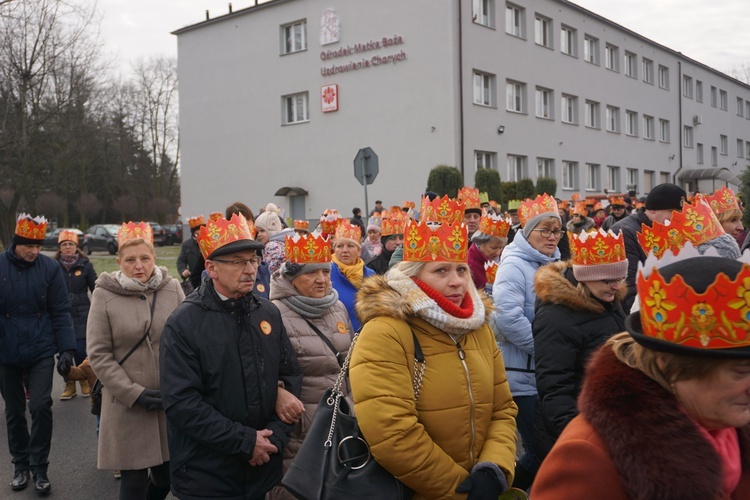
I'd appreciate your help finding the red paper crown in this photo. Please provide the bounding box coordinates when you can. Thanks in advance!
[419,195,466,225]
[518,194,559,227]
[696,186,740,215]
[570,229,626,266]
[457,187,481,210]
[403,220,468,263]
[573,202,588,216]
[118,221,153,246]
[380,210,408,236]
[293,220,309,232]
[285,233,331,264]
[196,213,256,260]
[320,210,342,235]
[209,212,222,222]
[58,230,79,244]
[637,199,725,259]
[484,261,499,285]
[188,216,206,229]
[479,214,511,238]
[334,219,362,241]
[15,214,47,241]
[609,196,626,207]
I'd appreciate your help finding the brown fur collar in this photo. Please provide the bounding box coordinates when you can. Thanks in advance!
[534,261,624,315]
[355,274,494,326]
[579,346,750,499]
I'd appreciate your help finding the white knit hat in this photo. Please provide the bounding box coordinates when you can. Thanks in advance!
[255,204,282,236]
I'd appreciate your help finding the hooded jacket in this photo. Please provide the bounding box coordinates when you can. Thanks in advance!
[57,254,96,340]
[350,276,518,499]
[531,261,626,459]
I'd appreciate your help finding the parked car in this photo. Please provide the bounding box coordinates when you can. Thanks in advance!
[165,223,183,246]
[148,222,167,246]
[82,224,121,255]
[43,228,84,251]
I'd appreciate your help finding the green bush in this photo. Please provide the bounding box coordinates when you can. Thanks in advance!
[516,179,536,200]
[475,169,502,203]
[426,165,463,198]
[536,177,558,197]
[499,182,517,207]
[740,164,750,228]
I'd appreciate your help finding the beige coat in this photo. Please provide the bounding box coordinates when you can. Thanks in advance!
[86,268,184,470]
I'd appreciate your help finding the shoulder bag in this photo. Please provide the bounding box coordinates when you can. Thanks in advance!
[303,319,344,368]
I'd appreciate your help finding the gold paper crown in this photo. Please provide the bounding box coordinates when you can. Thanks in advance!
[484,261,499,285]
[285,233,331,264]
[57,230,79,244]
[506,200,522,212]
[188,216,206,229]
[458,187,481,210]
[637,199,725,259]
[15,214,47,241]
[320,210,342,235]
[293,220,309,232]
[479,214,511,238]
[696,187,740,215]
[570,229,626,266]
[518,194,559,227]
[403,220,468,263]
[334,219,362,241]
[209,212,222,222]
[573,202,588,216]
[419,195,466,224]
[196,213,256,259]
[118,221,153,246]
[609,196,626,207]
[380,210,408,236]
[479,192,489,204]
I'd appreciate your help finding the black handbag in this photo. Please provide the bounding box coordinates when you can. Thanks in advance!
[281,330,425,500]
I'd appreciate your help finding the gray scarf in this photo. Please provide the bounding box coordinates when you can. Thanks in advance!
[281,288,340,318]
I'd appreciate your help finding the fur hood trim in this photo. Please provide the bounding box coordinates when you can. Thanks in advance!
[535,261,624,314]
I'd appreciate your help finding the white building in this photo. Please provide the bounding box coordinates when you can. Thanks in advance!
[174,0,750,221]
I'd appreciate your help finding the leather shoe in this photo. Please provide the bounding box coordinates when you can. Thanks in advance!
[10,470,30,491]
[33,473,51,495]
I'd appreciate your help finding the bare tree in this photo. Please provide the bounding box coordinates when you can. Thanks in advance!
[727,63,750,85]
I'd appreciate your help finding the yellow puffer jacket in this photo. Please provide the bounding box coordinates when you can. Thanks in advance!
[350,276,518,499]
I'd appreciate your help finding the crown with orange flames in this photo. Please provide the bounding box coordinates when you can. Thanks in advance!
[293,220,309,232]
[484,261,499,285]
[570,229,626,266]
[457,187,481,210]
[57,230,79,245]
[209,212,222,222]
[334,219,362,242]
[518,194,559,227]
[285,233,331,264]
[403,220,468,263]
[419,195,466,225]
[196,213,256,259]
[478,214,511,238]
[609,196,626,207]
[118,222,153,246]
[380,209,408,236]
[188,216,206,229]
[14,214,47,241]
[320,209,343,235]
[696,186,740,215]
[637,199,725,259]
[572,202,588,217]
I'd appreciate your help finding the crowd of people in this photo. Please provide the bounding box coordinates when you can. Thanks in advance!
[0,182,749,499]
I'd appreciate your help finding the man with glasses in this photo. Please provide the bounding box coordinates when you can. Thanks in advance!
[160,213,302,500]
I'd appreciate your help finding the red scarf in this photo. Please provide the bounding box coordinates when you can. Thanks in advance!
[412,278,474,319]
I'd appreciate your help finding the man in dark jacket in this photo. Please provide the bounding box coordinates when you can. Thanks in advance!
[161,213,302,500]
[176,216,206,291]
[0,214,76,494]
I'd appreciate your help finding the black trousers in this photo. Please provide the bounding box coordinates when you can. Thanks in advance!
[0,356,54,475]
[120,461,170,500]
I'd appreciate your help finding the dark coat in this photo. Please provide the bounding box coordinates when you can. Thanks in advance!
[366,238,396,275]
[0,246,76,366]
[609,210,651,312]
[160,280,302,500]
[58,255,96,340]
[176,237,205,290]
[532,262,626,459]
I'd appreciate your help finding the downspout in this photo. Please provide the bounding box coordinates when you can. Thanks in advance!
[458,0,465,178]
[673,60,684,185]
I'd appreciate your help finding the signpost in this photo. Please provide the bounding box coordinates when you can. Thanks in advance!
[353,147,379,215]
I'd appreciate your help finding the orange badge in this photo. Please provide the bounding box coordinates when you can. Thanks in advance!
[259,320,272,335]
[256,284,266,294]
[337,322,347,334]
[74,270,82,277]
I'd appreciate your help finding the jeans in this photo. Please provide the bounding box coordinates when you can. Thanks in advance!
[514,395,539,474]
[74,338,87,365]
[0,356,55,475]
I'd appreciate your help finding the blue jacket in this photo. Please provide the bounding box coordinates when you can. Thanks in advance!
[0,246,76,366]
[58,255,97,340]
[491,231,560,396]
[331,262,375,332]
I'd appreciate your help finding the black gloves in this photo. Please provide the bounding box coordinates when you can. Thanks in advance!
[56,351,75,376]
[456,469,505,499]
[135,389,163,411]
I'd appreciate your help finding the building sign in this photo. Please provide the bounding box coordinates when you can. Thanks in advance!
[320,9,340,45]
[320,35,406,76]
[321,84,338,112]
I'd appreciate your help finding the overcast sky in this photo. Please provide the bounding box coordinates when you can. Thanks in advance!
[99,0,748,77]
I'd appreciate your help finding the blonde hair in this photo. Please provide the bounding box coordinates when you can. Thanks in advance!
[716,208,743,224]
[391,260,481,298]
[117,238,155,256]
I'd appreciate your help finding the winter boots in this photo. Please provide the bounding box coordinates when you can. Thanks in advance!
[60,381,77,400]
[80,379,91,397]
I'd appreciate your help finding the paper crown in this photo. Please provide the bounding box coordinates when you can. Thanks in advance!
[637,199,725,259]
[696,187,740,215]
[118,222,153,246]
[609,196,626,207]
[571,193,582,202]
[293,220,309,232]
[402,200,416,209]
[479,192,489,204]
[635,201,645,210]
[334,219,362,241]
[15,213,47,241]
[457,187,481,210]
[380,210,408,236]
[584,198,597,207]
[367,215,382,228]
[188,216,206,229]
[489,200,499,209]
[419,195,466,224]
[570,229,626,266]
[320,210,343,235]
[484,261,499,285]
[593,203,604,212]
[518,194,559,227]
[196,213,256,259]
[285,233,331,264]
[57,230,79,244]
[478,214,511,238]
[573,202,588,216]
[403,220,468,263]
[558,200,570,211]
[506,200,522,212]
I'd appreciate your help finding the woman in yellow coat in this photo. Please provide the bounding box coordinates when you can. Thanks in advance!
[350,219,518,499]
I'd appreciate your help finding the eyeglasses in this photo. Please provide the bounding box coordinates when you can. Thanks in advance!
[600,277,627,285]
[211,258,261,269]
[531,228,564,239]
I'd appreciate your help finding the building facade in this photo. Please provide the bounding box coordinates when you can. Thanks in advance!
[174,0,750,221]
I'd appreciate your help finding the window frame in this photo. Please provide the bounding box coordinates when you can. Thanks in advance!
[473,70,496,107]
[624,51,637,78]
[719,90,728,111]
[537,157,555,178]
[585,163,601,191]
[697,143,704,165]
[643,115,654,140]
[534,14,552,48]
[535,86,553,119]
[696,80,703,102]
[738,139,745,158]
[683,125,694,148]
[473,0,495,28]
[642,58,654,84]
[560,25,577,56]
[625,110,638,137]
[605,43,619,72]
[475,150,497,170]
[562,161,578,190]
[507,154,528,181]
[505,3,525,38]
[583,35,599,65]
[281,20,308,55]
[506,80,526,113]
[561,93,577,124]
[720,134,728,156]
[607,165,621,192]
[282,92,310,125]
[585,99,600,129]
[682,75,693,99]
[658,65,669,89]
[659,119,670,143]
[606,105,620,133]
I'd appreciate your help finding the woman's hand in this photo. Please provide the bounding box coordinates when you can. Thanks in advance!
[276,387,304,424]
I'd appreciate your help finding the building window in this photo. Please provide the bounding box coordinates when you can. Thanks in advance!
[642,58,654,84]
[683,125,694,148]
[660,172,670,184]
[710,86,717,107]
[473,0,495,28]
[606,105,620,133]
[473,71,495,106]
[605,44,619,71]
[659,119,670,143]
[625,110,638,136]
[506,3,525,38]
[626,168,638,190]
[624,51,637,78]
[607,165,621,192]
[537,157,555,178]
[643,170,655,193]
[720,90,728,110]
[475,150,497,170]
[282,20,307,54]
[682,75,693,98]
[507,154,528,181]
[562,161,578,189]
[658,65,669,89]
[584,35,598,64]
[738,139,745,158]
[696,80,703,102]
[711,146,718,166]
[535,15,552,48]
[561,25,576,56]
[643,115,654,140]
[585,100,600,129]
[506,80,526,113]
[738,97,745,117]
[746,101,750,120]
[561,94,577,124]
[283,92,309,124]
[746,141,750,159]
[535,87,553,119]
[586,163,601,191]
[720,135,728,155]
[697,143,704,164]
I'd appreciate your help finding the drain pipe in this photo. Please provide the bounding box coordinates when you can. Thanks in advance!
[673,60,684,185]
[458,0,465,178]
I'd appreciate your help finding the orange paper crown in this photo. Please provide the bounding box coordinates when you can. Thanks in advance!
[334,219,362,241]
[571,193,582,202]
[558,200,570,211]
[57,230,79,245]
[15,214,47,241]
[419,195,466,224]
[380,210,408,236]
[484,261,499,285]
[320,210,343,235]
[637,199,725,259]
[696,186,740,215]
[584,198,597,207]
[573,202,588,216]
[457,187,481,210]
[188,216,206,229]
[518,194,559,227]
[593,203,604,212]
[209,212,222,222]
[285,233,331,264]
[478,214,511,238]
[196,213,256,260]
[293,220,309,232]
[570,229,626,266]
[609,196,626,207]
[403,200,416,209]
[403,220,468,263]
[118,221,153,246]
